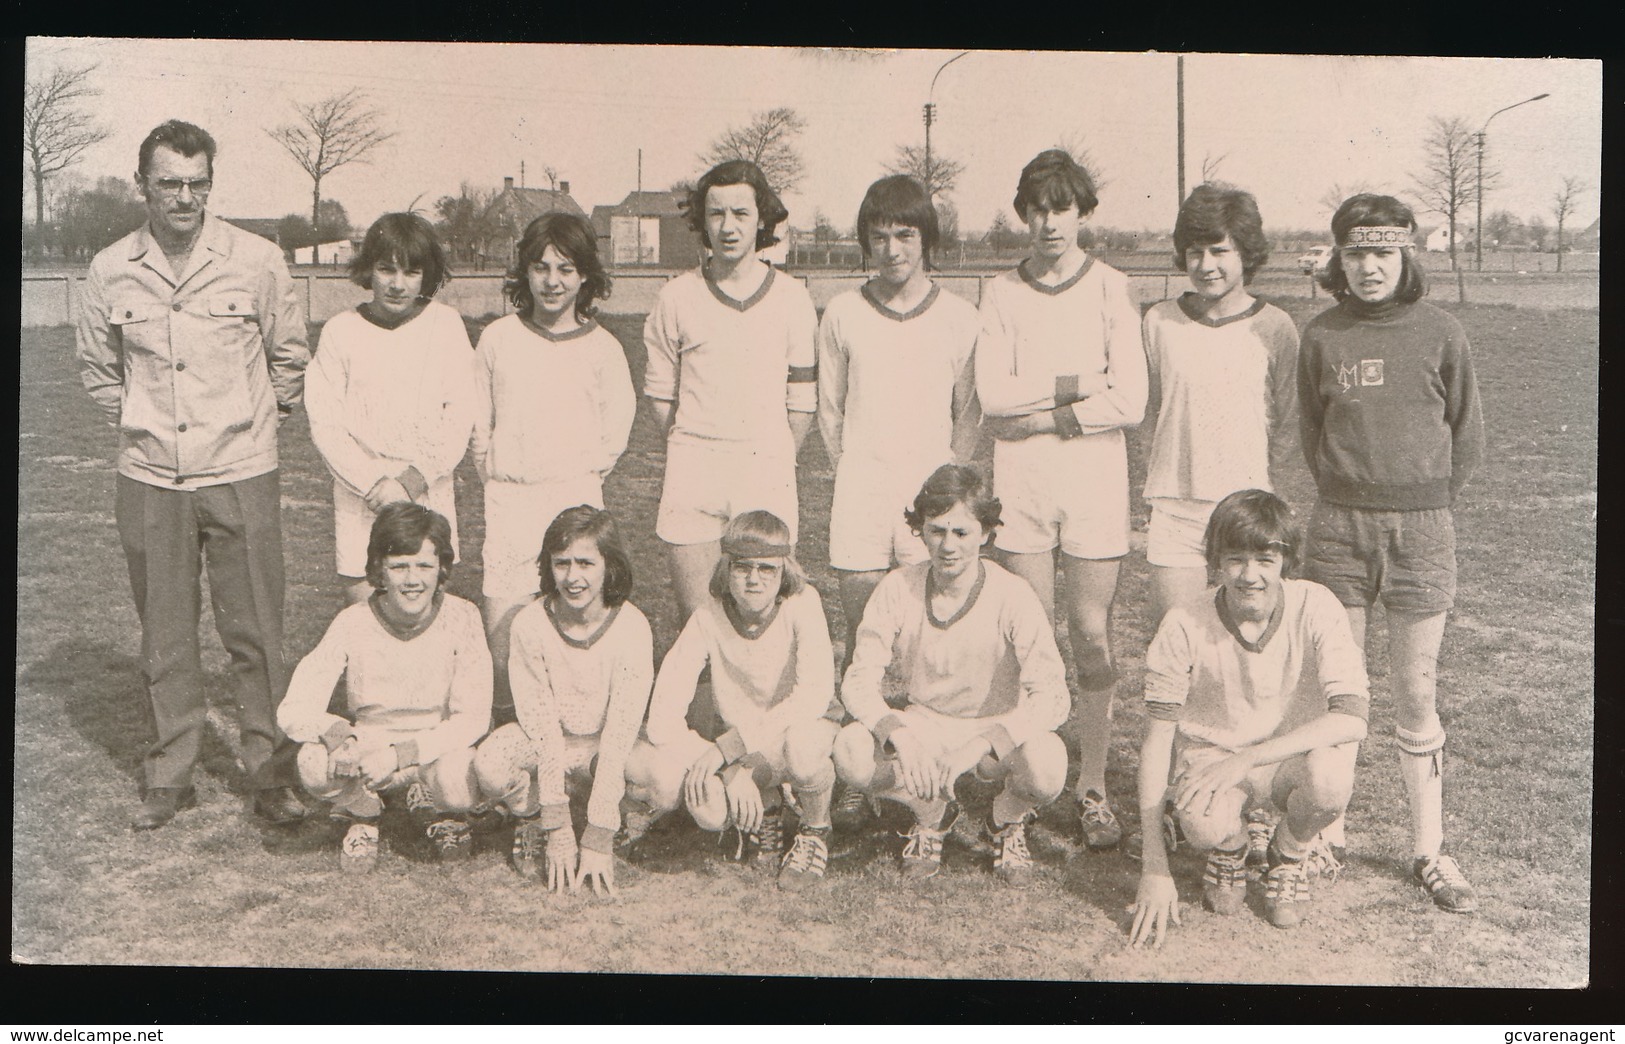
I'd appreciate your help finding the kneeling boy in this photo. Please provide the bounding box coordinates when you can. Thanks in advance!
[628,510,839,891]
[1130,490,1368,945]
[834,464,1070,886]
[278,503,493,873]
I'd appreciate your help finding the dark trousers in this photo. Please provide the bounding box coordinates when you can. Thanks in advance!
[115,470,298,791]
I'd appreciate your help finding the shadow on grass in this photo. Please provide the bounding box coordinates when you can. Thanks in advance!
[21,638,249,796]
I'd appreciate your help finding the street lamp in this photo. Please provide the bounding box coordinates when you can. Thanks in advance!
[1476,92,1549,271]
[923,50,970,201]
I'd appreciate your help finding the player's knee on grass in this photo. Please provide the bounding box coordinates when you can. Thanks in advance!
[1006,732,1068,805]
[424,749,480,813]
[833,721,878,790]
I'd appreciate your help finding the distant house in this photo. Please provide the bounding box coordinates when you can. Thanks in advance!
[482,176,588,265]
[1424,225,1464,252]
[1573,216,1600,252]
[590,190,698,268]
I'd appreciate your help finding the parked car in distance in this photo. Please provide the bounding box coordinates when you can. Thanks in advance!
[1298,245,1333,274]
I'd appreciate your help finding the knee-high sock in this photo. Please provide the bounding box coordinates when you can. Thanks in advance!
[1396,722,1445,860]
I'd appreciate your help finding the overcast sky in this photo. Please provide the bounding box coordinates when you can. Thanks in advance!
[26,39,1603,240]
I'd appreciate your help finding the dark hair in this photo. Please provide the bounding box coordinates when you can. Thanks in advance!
[856,175,939,268]
[707,510,806,602]
[1013,149,1099,223]
[684,160,789,251]
[1318,193,1428,304]
[536,505,633,608]
[364,502,455,590]
[349,213,449,298]
[904,464,1002,536]
[1172,183,1271,282]
[1203,489,1301,574]
[137,120,217,180]
[504,212,611,321]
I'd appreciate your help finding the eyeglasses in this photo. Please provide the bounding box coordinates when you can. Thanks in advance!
[147,177,213,198]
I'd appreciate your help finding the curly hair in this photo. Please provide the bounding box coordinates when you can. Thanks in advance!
[684,160,789,251]
[1171,183,1271,283]
[503,212,611,321]
[904,464,1002,536]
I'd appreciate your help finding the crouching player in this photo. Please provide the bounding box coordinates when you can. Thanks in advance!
[628,510,840,891]
[834,465,1070,886]
[472,506,653,895]
[278,503,493,873]
[1129,490,1368,944]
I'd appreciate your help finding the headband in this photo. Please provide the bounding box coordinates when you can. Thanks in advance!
[1340,226,1413,247]
[721,535,792,559]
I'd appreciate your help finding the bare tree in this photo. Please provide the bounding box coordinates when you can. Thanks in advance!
[1317,181,1382,220]
[1552,175,1587,273]
[267,88,394,259]
[1526,214,1550,253]
[886,143,965,200]
[1200,151,1228,183]
[1412,115,1480,272]
[22,63,110,253]
[543,166,559,192]
[699,107,807,194]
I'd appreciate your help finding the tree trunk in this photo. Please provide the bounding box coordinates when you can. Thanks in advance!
[1555,217,1565,273]
[1447,212,1458,272]
[310,178,323,266]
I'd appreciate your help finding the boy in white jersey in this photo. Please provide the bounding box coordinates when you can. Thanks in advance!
[1142,184,1298,622]
[644,160,818,623]
[975,149,1147,849]
[473,506,654,895]
[628,510,840,891]
[1129,490,1368,944]
[834,465,1069,886]
[278,503,493,874]
[818,174,980,670]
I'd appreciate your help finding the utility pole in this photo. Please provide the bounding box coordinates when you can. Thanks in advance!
[1475,92,1549,271]
[520,159,525,188]
[636,147,643,266]
[923,51,969,202]
[1176,55,1186,205]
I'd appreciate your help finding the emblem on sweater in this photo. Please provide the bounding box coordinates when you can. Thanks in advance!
[1336,361,1359,392]
[1360,359,1384,386]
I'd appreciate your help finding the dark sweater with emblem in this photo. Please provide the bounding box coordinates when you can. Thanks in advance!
[1297,297,1484,510]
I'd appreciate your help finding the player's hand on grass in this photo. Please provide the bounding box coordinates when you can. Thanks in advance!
[1128,872,1181,949]
[545,826,579,893]
[1174,754,1253,818]
[724,772,764,835]
[684,746,727,813]
[357,746,398,789]
[888,727,937,801]
[574,848,617,897]
[365,476,411,513]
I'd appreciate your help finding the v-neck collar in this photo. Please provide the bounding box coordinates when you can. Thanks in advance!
[358,300,430,331]
[926,559,986,630]
[704,261,775,312]
[723,592,782,641]
[369,590,444,642]
[1215,586,1284,653]
[545,596,620,649]
[1176,292,1266,328]
[860,280,940,322]
[520,314,599,342]
[1018,255,1094,296]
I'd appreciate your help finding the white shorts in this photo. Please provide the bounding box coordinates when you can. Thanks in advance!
[482,475,604,600]
[992,431,1129,559]
[828,467,931,572]
[890,704,1006,760]
[1147,497,1218,570]
[333,477,459,579]
[656,441,798,546]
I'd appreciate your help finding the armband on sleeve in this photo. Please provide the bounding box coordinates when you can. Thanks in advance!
[719,752,773,791]
[871,713,906,750]
[1051,405,1084,440]
[1145,701,1184,722]
[715,728,748,765]
[321,721,356,753]
[398,466,430,502]
[1327,693,1371,722]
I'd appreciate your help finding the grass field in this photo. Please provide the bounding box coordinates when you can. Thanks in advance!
[12,291,1597,989]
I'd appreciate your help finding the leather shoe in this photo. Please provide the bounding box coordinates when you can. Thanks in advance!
[131,786,197,831]
[254,786,309,826]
